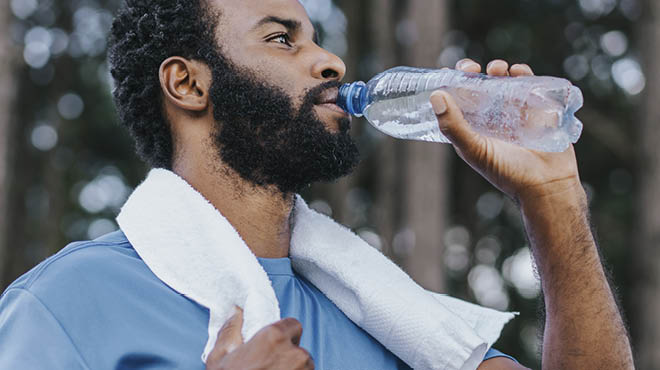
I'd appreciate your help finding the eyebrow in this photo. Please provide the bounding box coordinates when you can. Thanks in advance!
[253,15,320,45]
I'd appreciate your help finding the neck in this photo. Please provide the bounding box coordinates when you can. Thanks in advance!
[173,159,295,259]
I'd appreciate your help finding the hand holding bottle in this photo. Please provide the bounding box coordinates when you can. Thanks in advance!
[438,60,636,370]
[430,59,583,204]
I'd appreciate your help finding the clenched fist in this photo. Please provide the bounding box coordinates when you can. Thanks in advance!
[205,307,314,370]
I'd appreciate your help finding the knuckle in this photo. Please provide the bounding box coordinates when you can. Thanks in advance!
[264,326,285,343]
[219,320,238,334]
[293,348,313,368]
[297,347,311,358]
[283,317,303,331]
[206,348,229,368]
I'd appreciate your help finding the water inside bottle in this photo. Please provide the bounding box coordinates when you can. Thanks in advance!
[363,90,447,143]
[362,80,583,152]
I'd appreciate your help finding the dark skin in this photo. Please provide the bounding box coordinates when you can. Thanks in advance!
[159,0,634,368]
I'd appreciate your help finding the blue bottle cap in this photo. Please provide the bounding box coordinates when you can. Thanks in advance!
[338,81,368,117]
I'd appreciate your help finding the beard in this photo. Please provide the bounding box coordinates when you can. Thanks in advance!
[206,49,360,194]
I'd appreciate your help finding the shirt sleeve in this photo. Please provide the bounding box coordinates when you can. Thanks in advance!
[483,348,519,363]
[0,288,90,370]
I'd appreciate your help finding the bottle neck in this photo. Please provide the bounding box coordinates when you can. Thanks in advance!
[338,81,368,117]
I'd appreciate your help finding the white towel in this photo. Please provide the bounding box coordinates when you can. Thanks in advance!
[116,169,515,370]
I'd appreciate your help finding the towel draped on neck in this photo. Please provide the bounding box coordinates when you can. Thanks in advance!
[116,169,515,370]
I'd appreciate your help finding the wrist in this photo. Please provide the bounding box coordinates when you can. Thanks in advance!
[518,178,595,268]
[517,177,587,216]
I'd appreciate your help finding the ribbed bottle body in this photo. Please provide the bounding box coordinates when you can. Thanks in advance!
[343,66,583,152]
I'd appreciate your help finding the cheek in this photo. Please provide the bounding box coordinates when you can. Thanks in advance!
[241,56,308,100]
[220,45,309,106]
[255,64,304,97]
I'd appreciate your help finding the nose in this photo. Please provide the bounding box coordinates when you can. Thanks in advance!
[310,44,346,82]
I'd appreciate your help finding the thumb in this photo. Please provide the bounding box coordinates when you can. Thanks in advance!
[430,90,483,153]
[209,306,244,362]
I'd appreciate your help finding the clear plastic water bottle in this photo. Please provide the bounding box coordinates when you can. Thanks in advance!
[338,66,584,152]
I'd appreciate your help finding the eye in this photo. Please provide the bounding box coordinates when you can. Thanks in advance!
[268,33,293,47]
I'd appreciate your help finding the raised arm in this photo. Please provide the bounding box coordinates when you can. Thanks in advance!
[431,59,634,370]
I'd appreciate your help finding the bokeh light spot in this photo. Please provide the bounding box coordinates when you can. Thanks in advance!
[476,192,505,220]
[78,172,130,214]
[58,93,85,120]
[600,31,628,57]
[393,228,416,257]
[563,54,590,81]
[310,199,333,216]
[444,225,471,248]
[30,124,58,151]
[23,42,51,69]
[358,228,382,250]
[468,265,509,310]
[579,0,617,19]
[445,243,470,273]
[502,247,540,299]
[87,218,118,239]
[11,0,38,19]
[611,57,646,95]
[475,236,502,265]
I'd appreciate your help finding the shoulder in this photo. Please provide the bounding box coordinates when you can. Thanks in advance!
[2,230,150,306]
[478,357,531,369]
[479,349,529,370]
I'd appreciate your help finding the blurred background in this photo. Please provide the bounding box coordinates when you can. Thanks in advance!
[0,0,657,367]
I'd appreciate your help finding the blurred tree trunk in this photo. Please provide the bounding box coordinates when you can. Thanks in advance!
[335,0,450,292]
[396,0,450,292]
[0,2,19,287]
[634,0,660,367]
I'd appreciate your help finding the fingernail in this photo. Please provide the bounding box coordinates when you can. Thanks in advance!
[489,59,508,70]
[430,92,447,115]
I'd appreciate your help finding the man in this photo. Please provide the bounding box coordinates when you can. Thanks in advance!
[0,0,634,369]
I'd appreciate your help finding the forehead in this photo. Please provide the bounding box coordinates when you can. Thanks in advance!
[210,0,313,32]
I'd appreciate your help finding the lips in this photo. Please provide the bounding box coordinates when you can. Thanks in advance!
[315,88,339,105]
[314,88,349,115]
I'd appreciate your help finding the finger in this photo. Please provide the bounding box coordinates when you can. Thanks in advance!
[292,347,315,370]
[486,59,509,76]
[455,58,482,73]
[510,63,535,77]
[303,348,315,370]
[306,351,315,370]
[273,317,303,346]
[211,307,244,359]
[430,90,484,152]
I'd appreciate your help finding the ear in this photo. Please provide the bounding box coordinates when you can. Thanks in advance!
[159,57,210,112]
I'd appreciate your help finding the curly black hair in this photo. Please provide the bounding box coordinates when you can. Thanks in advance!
[108,0,218,169]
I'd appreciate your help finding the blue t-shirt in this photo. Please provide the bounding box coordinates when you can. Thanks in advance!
[258,257,516,368]
[0,231,515,369]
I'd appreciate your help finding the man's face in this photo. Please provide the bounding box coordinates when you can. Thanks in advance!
[204,0,359,193]
[212,0,348,129]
